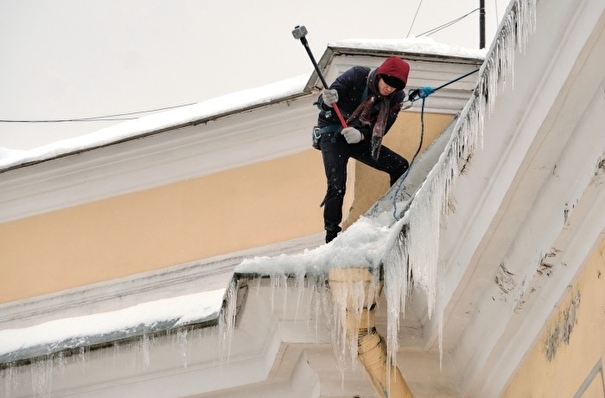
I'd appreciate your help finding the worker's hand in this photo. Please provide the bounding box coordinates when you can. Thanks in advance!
[341,127,362,144]
[322,89,339,107]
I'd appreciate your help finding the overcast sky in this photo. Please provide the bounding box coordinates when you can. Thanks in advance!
[0,0,509,149]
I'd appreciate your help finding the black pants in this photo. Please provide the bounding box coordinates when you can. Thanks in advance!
[319,130,409,233]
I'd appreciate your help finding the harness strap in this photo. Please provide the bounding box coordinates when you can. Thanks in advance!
[317,125,342,134]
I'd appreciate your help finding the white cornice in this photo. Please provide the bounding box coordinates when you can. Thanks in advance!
[420,0,605,395]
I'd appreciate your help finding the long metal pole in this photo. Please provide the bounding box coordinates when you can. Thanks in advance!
[292,25,348,128]
[479,0,486,48]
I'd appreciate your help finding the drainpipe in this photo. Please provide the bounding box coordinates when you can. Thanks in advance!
[328,268,414,398]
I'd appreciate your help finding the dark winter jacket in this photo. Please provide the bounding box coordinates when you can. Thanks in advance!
[316,66,405,137]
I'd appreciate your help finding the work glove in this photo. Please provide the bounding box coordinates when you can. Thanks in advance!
[341,127,362,144]
[322,89,339,107]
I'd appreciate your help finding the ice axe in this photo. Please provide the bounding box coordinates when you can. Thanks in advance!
[292,25,348,128]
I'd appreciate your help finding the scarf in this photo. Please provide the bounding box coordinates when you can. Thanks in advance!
[346,69,390,160]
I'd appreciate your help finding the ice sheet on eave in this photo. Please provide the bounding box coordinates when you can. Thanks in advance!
[0,288,225,364]
[0,37,485,171]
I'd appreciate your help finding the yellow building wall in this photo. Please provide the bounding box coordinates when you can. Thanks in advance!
[501,236,605,397]
[0,150,326,304]
[0,111,450,305]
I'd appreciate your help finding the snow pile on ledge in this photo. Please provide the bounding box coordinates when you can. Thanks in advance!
[0,289,225,362]
[236,215,393,276]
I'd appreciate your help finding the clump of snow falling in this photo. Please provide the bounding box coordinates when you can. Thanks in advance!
[236,0,537,374]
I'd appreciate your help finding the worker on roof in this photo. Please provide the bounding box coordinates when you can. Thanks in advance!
[314,56,411,243]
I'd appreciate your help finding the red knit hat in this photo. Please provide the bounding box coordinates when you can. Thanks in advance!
[376,56,410,90]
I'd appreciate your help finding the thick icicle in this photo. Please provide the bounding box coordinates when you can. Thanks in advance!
[218,279,238,363]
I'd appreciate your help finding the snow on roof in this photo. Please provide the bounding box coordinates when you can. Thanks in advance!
[330,36,488,59]
[0,74,310,171]
[0,289,225,363]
